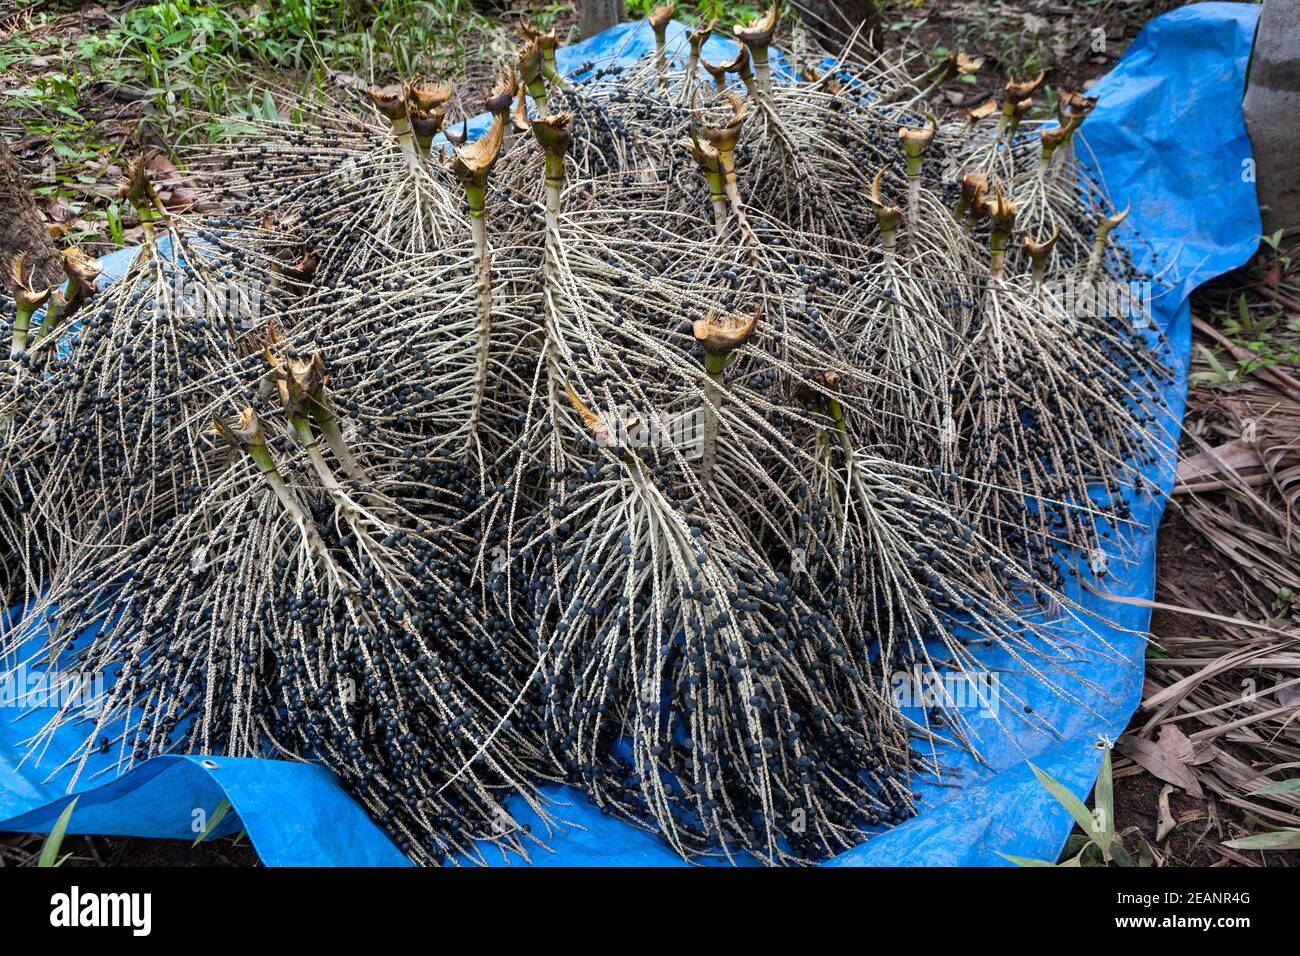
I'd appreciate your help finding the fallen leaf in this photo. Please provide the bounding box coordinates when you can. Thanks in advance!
[1175,438,1262,484]
[145,151,179,180]
[330,71,366,90]
[1118,733,1205,797]
[144,152,197,211]
[1023,13,1049,34]
[1161,724,1217,766]
[167,186,197,212]
[1156,784,1176,842]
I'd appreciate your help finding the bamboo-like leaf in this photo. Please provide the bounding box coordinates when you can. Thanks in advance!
[1250,778,1300,796]
[1095,745,1115,848]
[1028,761,1102,840]
[38,797,78,868]
[1109,841,1137,867]
[1136,834,1155,867]
[193,797,234,846]
[1061,832,1090,856]
[1223,829,1300,851]
[995,851,1057,867]
[1079,841,1107,866]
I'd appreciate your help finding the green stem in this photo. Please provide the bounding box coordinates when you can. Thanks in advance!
[466,197,494,457]
[1031,258,1047,287]
[1085,231,1113,284]
[249,443,330,559]
[706,170,727,236]
[10,306,34,359]
[700,353,726,483]
[990,229,1009,278]
[294,414,375,526]
[751,46,772,96]
[310,403,370,487]
[717,150,741,218]
[527,79,549,116]
[995,105,1012,138]
[544,155,564,233]
[906,176,921,230]
[35,295,69,346]
[390,114,421,175]
[716,149,762,261]
[541,50,569,89]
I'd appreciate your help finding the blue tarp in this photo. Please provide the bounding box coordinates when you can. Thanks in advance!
[0,3,1262,865]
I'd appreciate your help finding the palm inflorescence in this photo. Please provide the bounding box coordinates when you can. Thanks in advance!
[1,7,1172,865]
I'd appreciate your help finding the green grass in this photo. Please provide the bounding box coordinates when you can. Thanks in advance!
[626,0,761,28]
[3,1,499,143]
[949,14,1052,81]
[37,797,78,868]
[2,0,498,247]
[1,0,771,249]
[999,747,1156,867]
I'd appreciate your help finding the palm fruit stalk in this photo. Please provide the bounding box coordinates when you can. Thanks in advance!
[452,115,508,464]
[733,4,779,97]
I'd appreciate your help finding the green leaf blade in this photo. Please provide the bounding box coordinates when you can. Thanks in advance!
[1223,829,1300,851]
[39,797,78,868]
[1029,761,1101,839]
[193,797,234,846]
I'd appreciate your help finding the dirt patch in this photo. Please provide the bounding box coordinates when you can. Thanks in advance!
[1,831,260,867]
[1112,766,1226,867]
[1109,509,1299,868]
[873,0,1187,108]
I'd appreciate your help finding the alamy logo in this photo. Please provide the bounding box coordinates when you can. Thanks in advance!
[158,271,265,330]
[596,404,705,459]
[1040,279,1153,328]
[0,665,106,715]
[49,886,152,936]
[889,665,1001,717]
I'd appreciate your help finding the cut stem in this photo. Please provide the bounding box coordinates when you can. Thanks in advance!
[693,306,758,484]
[750,47,772,96]
[1085,204,1131,284]
[700,352,725,482]
[452,115,507,461]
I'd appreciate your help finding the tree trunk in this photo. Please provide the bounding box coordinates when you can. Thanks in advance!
[1243,0,1300,237]
[793,0,882,53]
[578,0,624,40]
[0,138,60,294]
